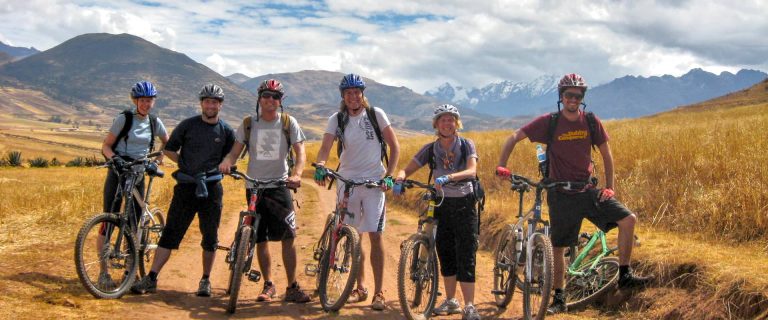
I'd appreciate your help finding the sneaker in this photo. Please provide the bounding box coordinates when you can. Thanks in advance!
[546,295,568,314]
[433,298,462,315]
[349,287,369,303]
[371,292,386,311]
[256,282,276,302]
[130,275,157,294]
[462,304,481,320]
[196,278,212,297]
[97,272,116,290]
[618,270,654,289]
[284,282,311,303]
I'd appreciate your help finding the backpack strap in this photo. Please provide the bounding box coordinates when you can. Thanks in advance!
[281,112,295,175]
[335,111,347,159]
[148,113,157,152]
[366,107,389,167]
[426,139,437,183]
[111,110,134,153]
[585,111,598,150]
[239,116,252,159]
[334,107,388,166]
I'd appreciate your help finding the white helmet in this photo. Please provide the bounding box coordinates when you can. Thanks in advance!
[433,104,460,121]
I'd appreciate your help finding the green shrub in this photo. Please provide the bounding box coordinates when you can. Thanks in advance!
[28,157,49,168]
[66,157,86,167]
[84,155,104,167]
[50,157,61,166]
[6,151,22,167]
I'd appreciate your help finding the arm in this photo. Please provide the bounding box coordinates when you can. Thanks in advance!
[447,157,477,182]
[598,141,615,190]
[287,141,306,188]
[497,129,528,168]
[155,133,170,165]
[395,159,423,181]
[314,133,337,186]
[163,149,179,164]
[217,141,245,174]
[101,133,118,159]
[381,125,400,177]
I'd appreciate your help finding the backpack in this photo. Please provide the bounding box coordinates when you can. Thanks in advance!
[335,107,388,167]
[425,136,486,233]
[239,112,295,175]
[111,109,157,154]
[542,111,598,180]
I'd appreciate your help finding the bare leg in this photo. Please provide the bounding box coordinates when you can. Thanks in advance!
[149,246,172,274]
[443,275,457,300]
[282,238,297,284]
[257,242,272,282]
[552,246,566,290]
[459,281,475,305]
[357,232,367,290]
[369,232,385,295]
[202,249,216,276]
[616,214,637,266]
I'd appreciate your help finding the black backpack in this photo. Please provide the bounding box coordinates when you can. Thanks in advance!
[111,109,157,153]
[542,111,598,180]
[425,136,486,232]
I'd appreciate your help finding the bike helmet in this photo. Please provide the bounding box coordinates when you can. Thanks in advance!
[199,83,225,101]
[339,73,366,96]
[257,79,284,96]
[433,104,460,121]
[558,73,588,95]
[131,81,157,98]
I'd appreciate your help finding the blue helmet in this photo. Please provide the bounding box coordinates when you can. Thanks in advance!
[131,81,157,98]
[339,73,366,96]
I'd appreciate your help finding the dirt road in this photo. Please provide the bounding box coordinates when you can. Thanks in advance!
[119,178,526,319]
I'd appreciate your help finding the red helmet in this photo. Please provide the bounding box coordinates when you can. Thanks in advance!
[257,79,284,96]
[558,73,588,95]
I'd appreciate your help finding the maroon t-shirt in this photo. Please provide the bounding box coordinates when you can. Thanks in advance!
[521,112,609,182]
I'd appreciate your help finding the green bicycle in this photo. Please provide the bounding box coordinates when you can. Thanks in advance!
[564,230,620,310]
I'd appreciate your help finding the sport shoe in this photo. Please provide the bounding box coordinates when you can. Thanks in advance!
[256,282,276,302]
[196,278,212,297]
[284,282,311,303]
[546,294,568,314]
[462,304,481,320]
[97,272,116,290]
[349,287,369,303]
[130,275,157,294]
[371,292,386,311]
[618,270,654,289]
[433,298,462,315]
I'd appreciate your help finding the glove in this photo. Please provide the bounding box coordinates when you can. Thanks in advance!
[393,182,404,195]
[435,175,450,185]
[496,166,511,177]
[314,166,327,181]
[111,156,127,171]
[599,188,615,202]
[382,176,394,189]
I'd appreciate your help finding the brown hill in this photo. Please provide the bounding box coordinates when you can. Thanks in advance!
[664,78,768,114]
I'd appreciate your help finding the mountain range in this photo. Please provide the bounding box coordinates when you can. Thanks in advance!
[426,70,767,118]
[0,41,40,60]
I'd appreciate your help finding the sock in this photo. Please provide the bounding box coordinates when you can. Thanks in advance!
[265,280,273,287]
[148,271,158,281]
[202,274,210,280]
[554,288,564,299]
[620,265,630,277]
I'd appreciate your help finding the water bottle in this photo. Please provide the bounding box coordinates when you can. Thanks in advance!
[536,144,547,177]
[514,227,524,255]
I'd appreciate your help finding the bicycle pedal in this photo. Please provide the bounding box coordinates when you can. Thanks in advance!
[216,245,230,251]
[247,270,261,282]
[490,290,506,294]
[304,264,318,276]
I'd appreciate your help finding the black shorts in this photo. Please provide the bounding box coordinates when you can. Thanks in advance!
[158,182,223,252]
[246,187,297,243]
[547,188,632,248]
[434,195,478,283]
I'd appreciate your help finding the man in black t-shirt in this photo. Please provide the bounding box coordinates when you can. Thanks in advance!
[132,84,235,297]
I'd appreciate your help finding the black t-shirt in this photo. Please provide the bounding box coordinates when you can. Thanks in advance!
[165,115,235,175]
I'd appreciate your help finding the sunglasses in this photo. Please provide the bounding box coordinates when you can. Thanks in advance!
[260,91,282,100]
[563,92,584,100]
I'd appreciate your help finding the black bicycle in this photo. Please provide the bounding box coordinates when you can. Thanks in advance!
[219,166,287,314]
[74,151,165,299]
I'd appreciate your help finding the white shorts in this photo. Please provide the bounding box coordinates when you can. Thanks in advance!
[336,180,386,233]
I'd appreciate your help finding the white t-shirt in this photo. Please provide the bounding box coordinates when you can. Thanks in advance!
[236,113,306,185]
[324,107,391,179]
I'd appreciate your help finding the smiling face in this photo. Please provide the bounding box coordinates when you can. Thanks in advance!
[133,97,155,116]
[561,88,585,113]
[434,113,459,137]
[342,88,364,114]
[200,97,223,120]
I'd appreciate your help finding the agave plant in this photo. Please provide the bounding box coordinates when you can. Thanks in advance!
[6,151,22,167]
[28,157,49,168]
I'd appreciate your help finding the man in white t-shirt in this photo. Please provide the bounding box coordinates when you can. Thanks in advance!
[314,73,400,311]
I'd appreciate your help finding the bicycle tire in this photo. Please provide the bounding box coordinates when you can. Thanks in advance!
[397,234,439,320]
[492,225,519,308]
[522,233,553,320]
[565,256,620,310]
[138,207,164,277]
[314,215,334,290]
[227,225,252,314]
[74,213,138,299]
[318,225,361,312]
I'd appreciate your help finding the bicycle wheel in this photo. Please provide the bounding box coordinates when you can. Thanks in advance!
[398,234,439,320]
[74,213,138,299]
[522,232,553,320]
[565,257,620,310]
[227,225,252,314]
[318,225,361,312]
[138,207,164,277]
[492,225,520,308]
[313,215,334,290]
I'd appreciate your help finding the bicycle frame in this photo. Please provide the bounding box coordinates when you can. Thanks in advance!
[567,230,614,276]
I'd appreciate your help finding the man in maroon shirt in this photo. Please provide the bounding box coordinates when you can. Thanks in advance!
[496,74,653,314]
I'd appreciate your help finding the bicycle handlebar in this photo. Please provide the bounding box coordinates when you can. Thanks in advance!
[399,179,435,191]
[312,163,382,188]
[228,165,287,188]
[507,174,588,192]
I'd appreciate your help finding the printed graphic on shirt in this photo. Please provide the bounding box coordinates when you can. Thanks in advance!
[558,130,588,141]
[362,117,375,140]
[256,129,281,160]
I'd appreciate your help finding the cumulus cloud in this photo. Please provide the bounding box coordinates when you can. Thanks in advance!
[0,0,765,92]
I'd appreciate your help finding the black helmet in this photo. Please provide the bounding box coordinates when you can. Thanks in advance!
[199,84,224,101]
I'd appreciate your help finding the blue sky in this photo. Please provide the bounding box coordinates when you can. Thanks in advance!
[0,0,766,92]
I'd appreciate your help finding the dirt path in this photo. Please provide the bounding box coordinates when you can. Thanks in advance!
[117,178,535,319]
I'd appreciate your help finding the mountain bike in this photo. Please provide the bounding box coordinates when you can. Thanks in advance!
[74,151,165,299]
[396,179,442,320]
[492,174,585,319]
[219,167,287,314]
[563,230,620,310]
[305,164,377,312]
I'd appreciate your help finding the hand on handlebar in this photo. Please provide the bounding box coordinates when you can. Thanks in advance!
[218,161,233,174]
[381,175,394,191]
[111,156,127,171]
[313,165,327,186]
[286,174,302,189]
[496,165,511,178]
[599,187,615,202]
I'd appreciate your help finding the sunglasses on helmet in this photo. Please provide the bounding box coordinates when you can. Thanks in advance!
[260,91,282,100]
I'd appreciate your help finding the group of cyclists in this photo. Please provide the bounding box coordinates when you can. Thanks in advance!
[100,72,652,319]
